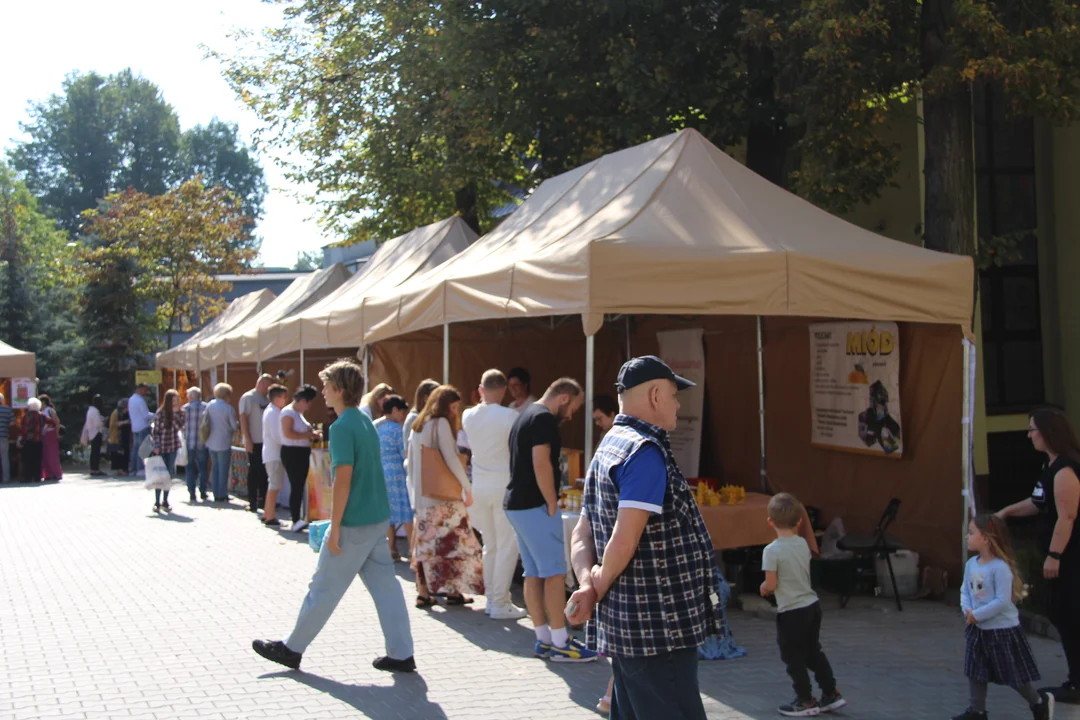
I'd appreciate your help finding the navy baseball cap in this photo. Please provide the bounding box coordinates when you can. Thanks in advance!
[615,356,695,393]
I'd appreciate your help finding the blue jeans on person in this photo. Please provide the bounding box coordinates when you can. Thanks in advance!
[210,449,232,500]
[186,447,210,497]
[285,520,414,661]
[154,451,176,505]
[129,428,150,474]
[610,647,707,720]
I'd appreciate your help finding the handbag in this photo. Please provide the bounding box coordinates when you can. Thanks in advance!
[143,455,174,490]
[420,422,465,502]
[138,432,154,460]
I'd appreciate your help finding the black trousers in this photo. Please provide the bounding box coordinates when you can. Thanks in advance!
[610,647,707,720]
[22,441,42,483]
[1047,565,1080,686]
[90,434,103,472]
[247,444,267,511]
[280,445,310,523]
[776,601,837,701]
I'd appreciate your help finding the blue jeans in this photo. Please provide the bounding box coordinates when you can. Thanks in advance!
[185,447,210,496]
[285,521,413,660]
[154,452,176,505]
[129,428,150,473]
[611,647,707,720]
[210,450,232,499]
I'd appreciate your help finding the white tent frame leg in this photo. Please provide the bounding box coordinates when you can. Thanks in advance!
[300,348,305,385]
[962,338,976,571]
[443,324,451,384]
[757,316,767,493]
[585,334,595,467]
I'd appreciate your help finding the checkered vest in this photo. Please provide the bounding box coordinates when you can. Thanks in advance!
[584,414,721,657]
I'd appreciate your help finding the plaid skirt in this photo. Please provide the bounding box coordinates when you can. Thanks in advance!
[964,624,1040,687]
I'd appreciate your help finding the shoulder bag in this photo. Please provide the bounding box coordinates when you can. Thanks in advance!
[420,421,466,502]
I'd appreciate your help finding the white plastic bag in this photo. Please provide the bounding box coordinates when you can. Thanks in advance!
[143,455,174,490]
[175,433,188,468]
[138,432,154,460]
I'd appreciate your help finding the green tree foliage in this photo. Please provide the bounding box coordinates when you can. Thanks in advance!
[293,249,322,271]
[79,178,257,349]
[9,70,268,249]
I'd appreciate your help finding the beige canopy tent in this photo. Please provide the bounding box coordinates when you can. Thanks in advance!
[199,263,351,370]
[358,128,977,577]
[0,340,35,378]
[263,216,478,360]
[155,288,276,370]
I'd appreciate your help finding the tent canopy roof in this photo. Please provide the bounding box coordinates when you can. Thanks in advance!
[200,264,352,366]
[0,340,35,379]
[156,289,276,369]
[358,129,974,345]
[264,216,478,356]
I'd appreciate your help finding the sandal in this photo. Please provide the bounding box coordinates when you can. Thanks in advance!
[444,594,474,606]
[597,696,611,714]
[416,595,436,609]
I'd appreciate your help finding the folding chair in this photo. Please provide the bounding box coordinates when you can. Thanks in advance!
[837,498,905,611]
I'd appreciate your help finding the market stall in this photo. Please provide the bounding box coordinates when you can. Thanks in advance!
[156,289,276,371]
[348,128,975,577]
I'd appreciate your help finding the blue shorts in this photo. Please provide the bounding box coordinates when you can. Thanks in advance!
[506,505,566,578]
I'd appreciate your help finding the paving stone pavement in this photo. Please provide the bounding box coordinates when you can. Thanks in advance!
[1,473,1077,720]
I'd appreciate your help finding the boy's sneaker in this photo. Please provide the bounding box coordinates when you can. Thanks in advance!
[251,639,302,670]
[819,691,846,712]
[533,640,552,659]
[1041,682,1080,705]
[1032,691,1056,720]
[951,710,988,720]
[549,637,598,663]
[778,697,821,717]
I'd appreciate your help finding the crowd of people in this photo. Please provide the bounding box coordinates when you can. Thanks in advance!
[11,350,1072,720]
[0,391,65,483]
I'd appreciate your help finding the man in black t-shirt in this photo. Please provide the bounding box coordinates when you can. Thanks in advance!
[504,378,596,663]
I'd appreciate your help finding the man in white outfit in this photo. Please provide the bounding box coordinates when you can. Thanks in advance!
[462,369,527,620]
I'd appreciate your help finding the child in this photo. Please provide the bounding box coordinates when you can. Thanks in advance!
[954,514,1054,720]
[260,384,290,527]
[760,493,846,717]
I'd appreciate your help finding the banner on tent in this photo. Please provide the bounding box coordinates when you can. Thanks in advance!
[657,328,706,477]
[10,378,36,409]
[809,322,903,458]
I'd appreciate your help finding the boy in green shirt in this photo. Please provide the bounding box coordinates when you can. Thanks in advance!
[252,359,415,673]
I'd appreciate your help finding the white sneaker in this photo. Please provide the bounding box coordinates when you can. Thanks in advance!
[291,520,308,533]
[489,603,528,620]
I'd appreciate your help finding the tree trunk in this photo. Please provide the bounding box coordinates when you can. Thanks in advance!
[455,183,481,235]
[921,0,976,258]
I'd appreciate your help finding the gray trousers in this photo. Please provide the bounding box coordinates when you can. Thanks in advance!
[285,520,414,660]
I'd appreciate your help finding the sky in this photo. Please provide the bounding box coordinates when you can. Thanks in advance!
[1,0,324,269]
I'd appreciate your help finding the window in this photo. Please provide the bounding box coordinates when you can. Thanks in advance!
[975,83,1044,413]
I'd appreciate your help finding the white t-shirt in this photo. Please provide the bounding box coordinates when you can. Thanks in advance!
[280,406,312,447]
[262,405,283,463]
[509,395,537,413]
[461,402,517,490]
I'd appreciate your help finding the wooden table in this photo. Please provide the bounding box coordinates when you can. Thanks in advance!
[698,492,819,553]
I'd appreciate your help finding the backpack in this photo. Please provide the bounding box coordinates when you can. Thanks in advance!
[198,404,211,445]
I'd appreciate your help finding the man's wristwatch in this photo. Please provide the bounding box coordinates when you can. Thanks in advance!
[1048,551,1063,561]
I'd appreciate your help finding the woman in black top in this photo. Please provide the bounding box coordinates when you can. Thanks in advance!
[997,407,1080,704]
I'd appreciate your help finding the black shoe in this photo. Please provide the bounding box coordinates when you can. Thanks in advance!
[1032,690,1055,720]
[819,690,846,712]
[153,503,160,513]
[778,697,820,717]
[372,655,416,673]
[1041,682,1080,705]
[200,493,209,501]
[162,503,172,513]
[952,710,988,720]
[252,639,302,670]
[189,492,196,503]
[264,518,281,527]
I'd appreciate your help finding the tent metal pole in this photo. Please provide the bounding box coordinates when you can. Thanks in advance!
[224,361,229,385]
[443,324,450,385]
[625,315,632,360]
[757,316,767,493]
[300,348,305,386]
[173,368,177,391]
[363,346,371,396]
[585,333,595,468]
[962,338,975,570]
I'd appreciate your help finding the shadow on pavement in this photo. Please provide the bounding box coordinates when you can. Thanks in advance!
[148,511,195,523]
[262,669,448,720]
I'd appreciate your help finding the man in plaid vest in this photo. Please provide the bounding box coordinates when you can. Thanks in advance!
[569,356,720,720]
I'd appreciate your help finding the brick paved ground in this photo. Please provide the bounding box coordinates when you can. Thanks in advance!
[1,473,1077,720]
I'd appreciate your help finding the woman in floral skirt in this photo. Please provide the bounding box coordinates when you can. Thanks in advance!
[407,385,484,608]
[377,395,413,561]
